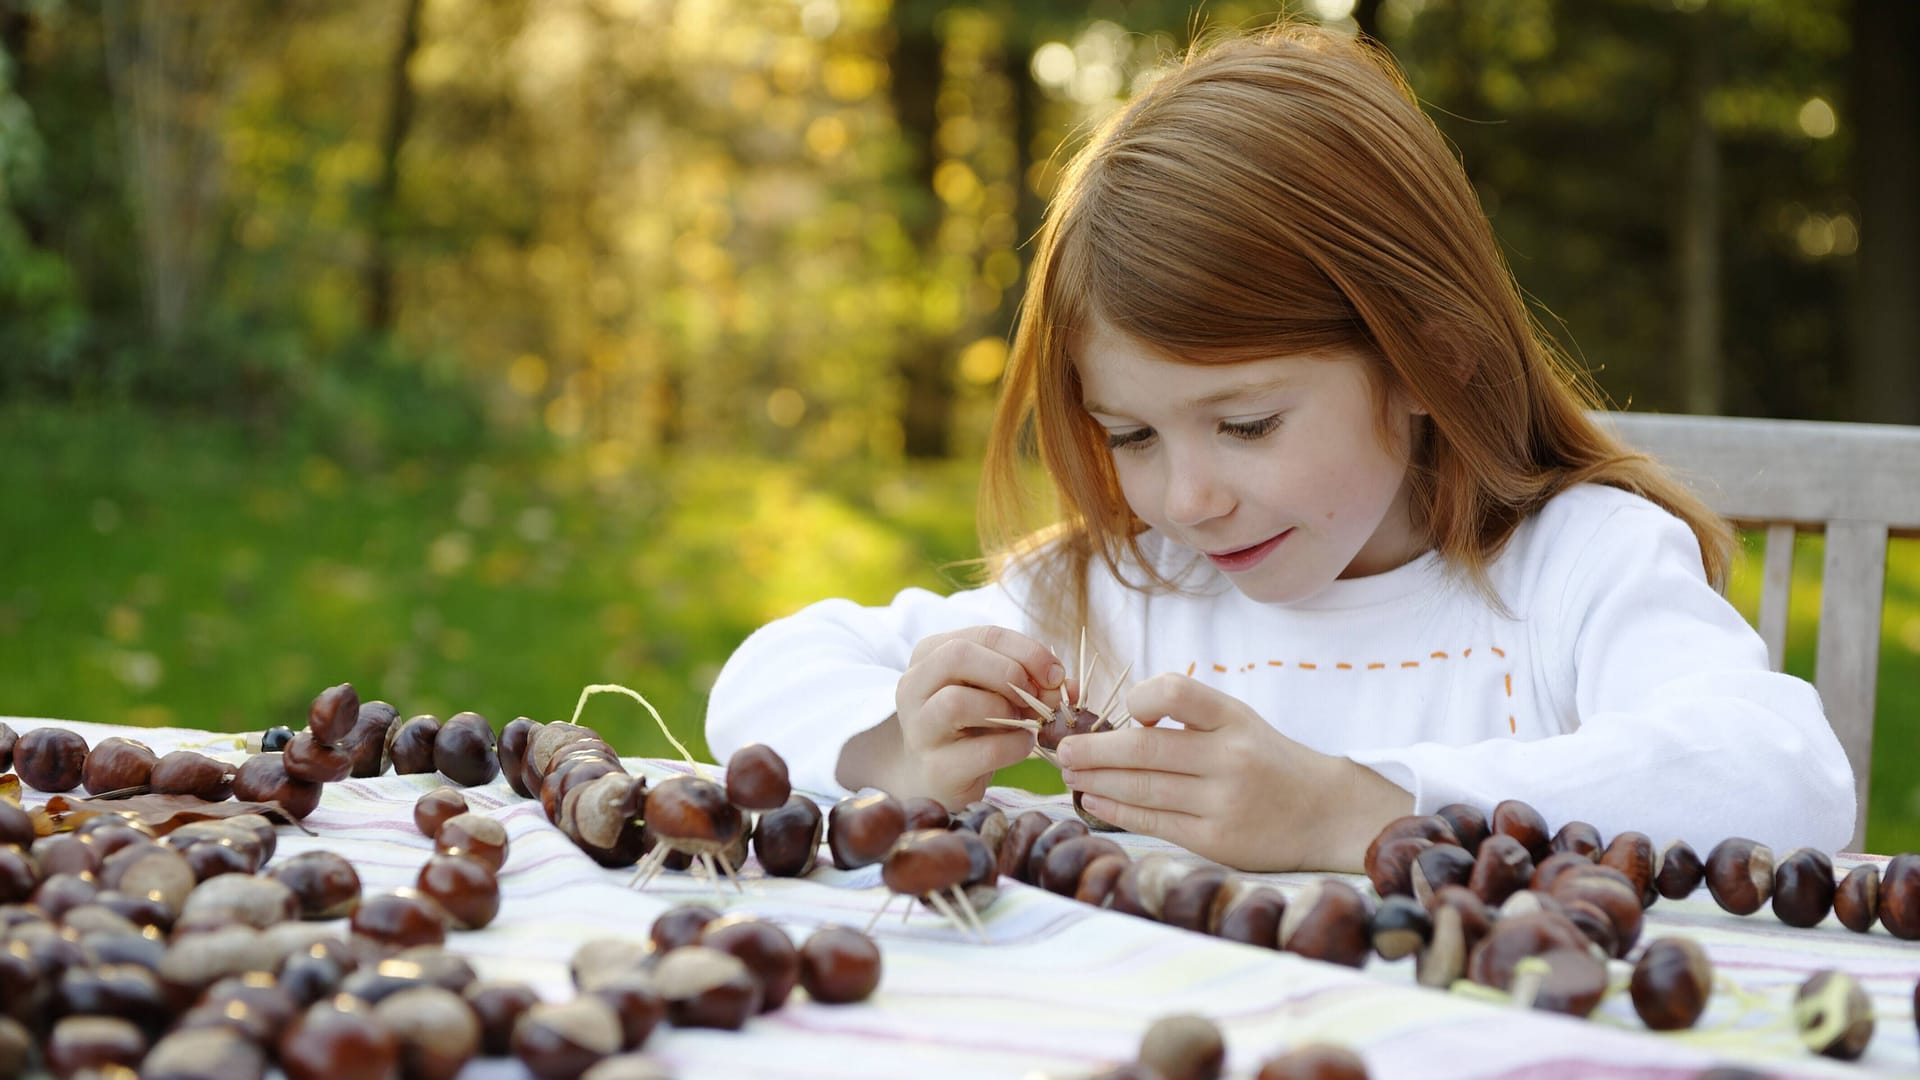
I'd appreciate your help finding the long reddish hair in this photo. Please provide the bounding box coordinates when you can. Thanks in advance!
[979,23,1729,643]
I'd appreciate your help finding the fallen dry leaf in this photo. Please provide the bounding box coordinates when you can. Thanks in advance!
[42,793,313,835]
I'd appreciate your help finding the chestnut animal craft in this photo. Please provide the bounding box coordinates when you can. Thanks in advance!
[976,631,1136,832]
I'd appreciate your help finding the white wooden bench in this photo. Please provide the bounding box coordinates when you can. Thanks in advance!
[1598,411,1920,852]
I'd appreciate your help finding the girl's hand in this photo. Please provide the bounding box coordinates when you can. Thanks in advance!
[1056,673,1412,871]
[889,626,1062,809]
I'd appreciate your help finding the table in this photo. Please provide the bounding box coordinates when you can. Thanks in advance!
[5,717,1916,1078]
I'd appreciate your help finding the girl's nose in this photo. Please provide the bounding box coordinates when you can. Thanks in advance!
[1163,449,1235,527]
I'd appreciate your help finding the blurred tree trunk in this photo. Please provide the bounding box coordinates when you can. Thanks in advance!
[1848,0,1919,424]
[363,0,424,334]
[887,19,953,459]
[1675,3,1722,415]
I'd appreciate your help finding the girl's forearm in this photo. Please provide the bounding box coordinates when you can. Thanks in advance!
[836,713,906,793]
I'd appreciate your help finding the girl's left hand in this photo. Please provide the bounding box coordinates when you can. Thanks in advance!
[1055,673,1411,872]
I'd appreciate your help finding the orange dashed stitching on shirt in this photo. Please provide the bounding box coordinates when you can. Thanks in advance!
[1430,651,1448,659]
[1298,662,1318,670]
[1366,662,1386,670]
[1491,646,1506,658]
[1267,660,1284,667]
[1180,646,1518,736]
[1505,673,1512,696]
[1186,662,1195,676]
[1212,664,1228,673]
[1401,661,1420,668]
[1336,662,1353,670]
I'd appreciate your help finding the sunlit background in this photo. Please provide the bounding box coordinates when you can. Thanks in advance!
[2,0,1916,847]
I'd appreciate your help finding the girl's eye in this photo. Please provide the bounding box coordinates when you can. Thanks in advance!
[1106,427,1155,451]
[1222,415,1282,440]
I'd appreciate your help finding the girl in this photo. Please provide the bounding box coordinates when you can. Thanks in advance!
[705,23,1856,871]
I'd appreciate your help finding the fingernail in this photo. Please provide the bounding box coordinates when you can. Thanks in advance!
[1056,737,1076,767]
[1059,768,1078,785]
[1044,663,1065,688]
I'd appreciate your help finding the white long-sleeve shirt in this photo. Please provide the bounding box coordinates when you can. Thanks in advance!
[705,483,1857,855]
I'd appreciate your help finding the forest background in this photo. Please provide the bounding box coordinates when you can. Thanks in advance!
[3,0,1918,850]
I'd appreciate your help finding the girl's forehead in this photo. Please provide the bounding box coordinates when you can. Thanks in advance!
[1073,320,1362,408]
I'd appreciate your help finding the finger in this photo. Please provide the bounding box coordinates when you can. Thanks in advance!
[910,627,1065,696]
[1124,672,1246,733]
[1054,725,1204,775]
[1074,793,1202,846]
[928,727,1037,785]
[1060,765,1207,815]
[907,685,1035,744]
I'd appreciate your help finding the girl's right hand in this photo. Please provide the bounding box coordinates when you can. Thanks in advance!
[891,626,1064,808]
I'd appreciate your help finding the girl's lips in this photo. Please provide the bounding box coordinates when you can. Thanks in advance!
[1206,530,1291,572]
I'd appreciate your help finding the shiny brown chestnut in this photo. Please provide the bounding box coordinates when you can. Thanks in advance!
[342,700,399,778]
[724,744,793,811]
[752,793,824,877]
[175,873,300,933]
[387,715,442,775]
[1255,1045,1370,1080]
[373,985,480,1080]
[1466,833,1533,907]
[1074,852,1132,909]
[1434,803,1489,856]
[995,810,1054,882]
[1489,799,1551,864]
[1794,969,1873,1060]
[497,717,542,798]
[798,925,881,1004]
[954,801,1008,851]
[230,753,323,820]
[279,995,400,1080]
[260,852,360,920]
[1834,864,1879,933]
[700,915,800,1011]
[0,800,32,849]
[434,812,510,874]
[1410,843,1477,907]
[902,796,952,832]
[1878,853,1920,939]
[1629,937,1713,1030]
[0,720,14,772]
[46,1014,147,1077]
[1771,848,1836,928]
[586,970,665,1050]
[349,890,448,951]
[1703,838,1773,916]
[642,776,745,872]
[1023,819,1091,885]
[434,712,499,787]
[1548,864,1644,957]
[1598,831,1656,901]
[1654,839,1704,899]
[1363,814,1459,873]
[182,971,299,1044]
[465,979,541,1057]
[141,1026,268,1080]
[1278,880,1371,968]
[1370,894,1432,961]
[307,683,362,746]
[826,792,908,871]
[283,732,354,784]
[1040,835,1127,898]
[416,853,500,930]
[15,725,88,792]
[1549,820,1603,861]
[1160,868,1230,936]
[646,903,720,954]
[1364,835,1431,899]
[80,736,158,795]
[512,998,625,1080]
[655,945,760,1029]
[414,788,471,839]
[149,750,237,801]
[1215,882,1285,948]
[1138,1013,1225,1080]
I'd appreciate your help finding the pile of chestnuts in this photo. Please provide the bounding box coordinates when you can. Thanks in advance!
[1087,1012,1370,1080]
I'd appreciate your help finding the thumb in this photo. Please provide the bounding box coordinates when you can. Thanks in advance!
[1124,672,1246,733]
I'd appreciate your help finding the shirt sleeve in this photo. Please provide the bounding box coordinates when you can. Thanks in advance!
[1348,503,1858,855]
[703,578,1035,799]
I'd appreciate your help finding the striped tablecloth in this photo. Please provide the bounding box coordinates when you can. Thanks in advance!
[6,717,1916,1079]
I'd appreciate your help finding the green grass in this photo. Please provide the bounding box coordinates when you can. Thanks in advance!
[3,403,1913,851]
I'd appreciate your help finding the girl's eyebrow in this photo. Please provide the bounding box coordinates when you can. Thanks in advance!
[1083,374,1294,417]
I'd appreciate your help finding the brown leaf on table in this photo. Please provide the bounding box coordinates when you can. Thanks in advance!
[42,794,314,836]
[0,774,18,806]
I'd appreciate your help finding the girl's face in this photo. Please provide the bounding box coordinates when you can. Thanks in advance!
[1076,318,1427,604]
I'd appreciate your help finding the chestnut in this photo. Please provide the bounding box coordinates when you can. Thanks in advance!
[343,700,400,778]
[995,810,1054,882]
[827,792,907,870]
[1362,814,1458,874]
[1878,852,1920,939]
[307,682,362,745]
[1369,894,1432,961]
[1548,820,1603,861]
[581,1055,673,1080]
[258,726,296,752]
[1465,909,1590,994]
[1548,865,1643,957]
[349,889,448,951]
[1703,838,1773,916]
[33,833,104,878]
[1507,947,1608,1017]
[1255,1045,1369,1080]
[1530,851,1598,894]
[14,726,88,792]
[496,716,542,798]
[282,732,354,784]
[262,851,360,920]
[465,979,540,1056]
[798,925,881,1004]
[1410,843,1476,907]
[954,801,1009,853]
[1770,848,1836,928]
[141,1026,267,1080]
[373,985,480,1080]
[1039,835,1127,898]
[1076,853,1136,910]
[1023,819,1090,885]
[1160,868,1229,935]
[0,1018,27,1079]
[80,736,157,795]
[512,997,624,1080]
[699,915,799,1011]
[1137,1013,1225,1080]
[1277,880,1371,968]
[149,750,237,801]
[1654,839,1704,900]
[185,971,298,1042]
[0,801,31,849]
[98,845,195,918]
[753,793,824,877]
[434,712,499,787]
[1434,803,1489,856]
[0,846,36,905]
[413,788,471,839]
[387,715,442,775]
[642,776,744,874]
[46,1014,147,1077]
[1364,836,1431,899]
[654,945,760,1029]
[1466,832,1533,907]
[650,903,721,953]
[1214,882,1285,948]
[1489,799,1551,863]
[1629,937,1713,1030]
[55,961,171,1036]
[230,753,323,820]
[1793,969,1873,1060]
[1111,854,1193,922]
[434,812,509,874]
[724,744,793,811]
[175,873,300,932]
[1834,864,1879,933]
[416,853,500,930]
[1598,831,1656,901]
[279,995,400,1080]
[0,721,14,772]
[542,756,624,823]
